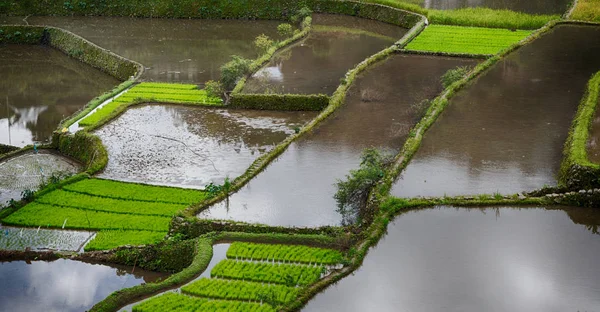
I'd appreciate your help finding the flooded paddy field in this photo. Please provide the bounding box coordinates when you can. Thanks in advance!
[95,104,316,188]
[304,206,600,312]
[421,0,571,15]
[0,225,93,252]
[242,14,407,95]
[199,54,478,227]
[2,16,281,83]
[0,44,119,147]
[392,25,600,198]
[0,151,81,206]
[0,259,168,312]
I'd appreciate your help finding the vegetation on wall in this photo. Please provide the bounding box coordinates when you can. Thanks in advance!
[569,0,600,22]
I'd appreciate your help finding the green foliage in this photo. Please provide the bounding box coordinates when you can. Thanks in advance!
[254,34,274,56]
[230,93,329,111]
[63,178,206,204]
[211,259,323,286]
[36,190,186,216]
[20,189,35,202]
[85,230,166,251]
[291,6,312,23]
[0,26,43,44]
[428,8,559,30]
[204,80,224,98]
[182,278,298,305]
[571,0,600,22]
[335,148,392,224]
[132,293,275,312]
[406,25,532,55]
[441,66,472,88]
[227,242,344,265]
[277,23,293,37]
[112,239,197,272]
[221,55,253,90]
[57,131,108,174]
[0,143,19,155]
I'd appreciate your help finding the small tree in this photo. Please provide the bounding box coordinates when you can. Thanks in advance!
[291,6,312,23]
[254,34,274,56]
[220,55,252,90]
[204,80,224,98]
[277,23,293,37]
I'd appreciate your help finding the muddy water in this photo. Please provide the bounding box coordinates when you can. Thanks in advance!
[422,0,571,15]
[199,54,478,227]
[0,225,93,252]
[391,25,600,198]
[0,259,168,312]
[243,14,407,95]
[586,98,600,163]
[95,105,315,188]
[0,44,119,147]
[4,16,281,83]
[0,151,81,206]
[304,206,600,312]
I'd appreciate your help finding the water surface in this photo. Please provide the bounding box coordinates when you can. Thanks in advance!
[304,206,600,312]
[0,259,168,312]
[0,44,119,147]
[392,25,600,198]
[6,16,282,83]
[0,225,93,251]
[243,14,407,95]
[95,105,315,188]
[199,54,477,227]
[422,0,570,15]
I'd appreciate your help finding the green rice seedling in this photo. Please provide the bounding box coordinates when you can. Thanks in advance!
[211,259,323,286]
[132,293,275,312]
[2,202,170,232]
[405,25,532,55]
[226,242,344,265]
[85,230,166,251]
[428,8,559,30]
[62,178,206,204]
[181,278,298,305]
[36,190,186,216]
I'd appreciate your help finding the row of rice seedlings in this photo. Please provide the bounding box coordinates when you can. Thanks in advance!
[181,278,299,305]
[226,242,344,265]
[211,259,324,286]
[84,230,166,251]
[132,293,275,312]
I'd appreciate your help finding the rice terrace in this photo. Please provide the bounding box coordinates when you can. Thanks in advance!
[0,0,599,311]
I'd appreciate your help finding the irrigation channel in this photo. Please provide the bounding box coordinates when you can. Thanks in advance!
[304,206,600,312]
[392,25,600,198]
[94,105,316,188]
[2,16,282,83]
[199,54,478,227]
[0,259,168,312]
[420,0,571,14]
[0,44,119,147]
[243,14,408,95]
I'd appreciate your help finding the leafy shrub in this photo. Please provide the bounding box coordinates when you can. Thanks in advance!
[220,55,252,90]
[291,6,312,23]
[254,34,274,56]
[204,80,224,98]
[277,23,293,37]
[441,66,472,88]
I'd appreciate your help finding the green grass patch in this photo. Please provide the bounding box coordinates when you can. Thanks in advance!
[226,242,343,265]
[428,8,559,29]
[85,230,166,251]
[211,259,323,286]
[2,202,171,232]
[37,190,186,217]
[405,25,532,55]
[570,0,600,22]
[78,82,222,128]
[132,292,275,312]
[63,178,206,205]
[182,278,298,305]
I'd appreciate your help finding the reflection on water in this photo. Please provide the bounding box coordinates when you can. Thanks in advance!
[0,225,93,251]
[95,105,316,188]
[392,25,600,198]
[199,54,478,227]
[304,206,600,312]
[4,16,281,83]
[0,45,119,147]
[243,14,407,95]
[0,259,168,312]
[422,0,571,14]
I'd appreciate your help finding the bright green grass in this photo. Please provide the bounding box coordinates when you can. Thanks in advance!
[85,230,166,251]
[37,190,186,217]
[428,8,559,30]
[181,278,298,305]
[63,178,206,205]
[2,202,170,232]
[211,259,323,286]
[132,293,275,312]
[405,25,532,55]
[78,82,222,127]
[227,242,344,265]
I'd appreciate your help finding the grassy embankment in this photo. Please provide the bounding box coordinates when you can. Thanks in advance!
[570,0,600,22]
